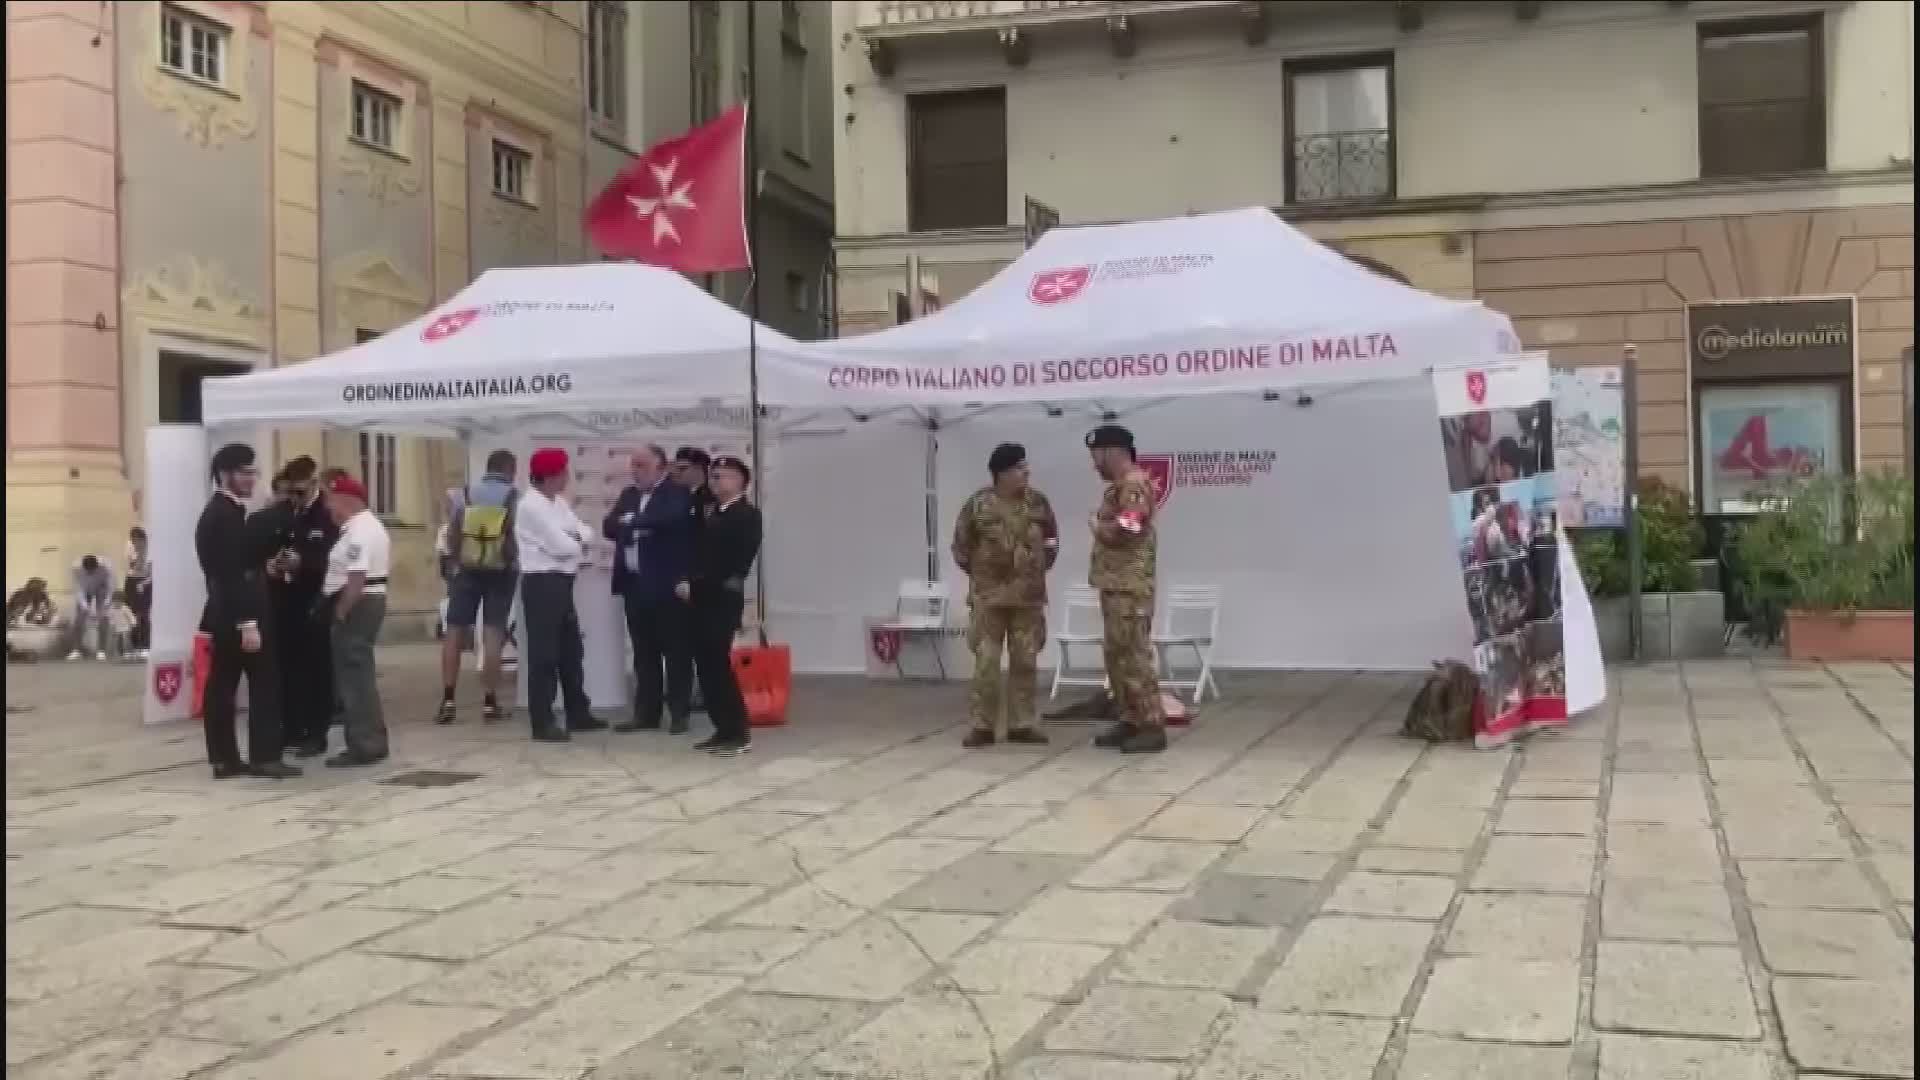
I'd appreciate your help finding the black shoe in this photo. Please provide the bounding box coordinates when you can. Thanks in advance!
[708,739,751,757]
[293,738,328,759]
[1093,722,1136,749]
[1006,727,1050,746]
[614,717,661,733]
[962,729,995,749]
[248,761,302,779]
[435,700,457,725]
[1119,727,1168,754]
[570,716,608,733]
[212,761,247,780]
[693,735,723,751]
[668,716,690,735]
[532,726,571,743]
[482,699,506,723]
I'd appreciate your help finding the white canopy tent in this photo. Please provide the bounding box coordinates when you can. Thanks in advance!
[185,207,1602,721]
[766,206,1520,409]
[200,262,806,436]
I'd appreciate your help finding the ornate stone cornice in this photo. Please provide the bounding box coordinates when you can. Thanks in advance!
[122,257,270,348]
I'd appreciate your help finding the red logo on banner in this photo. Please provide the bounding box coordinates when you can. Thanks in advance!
[1136,455,1174,508]
[422,308,482,343]
[153,663,183,705]
[869,628,902,665]
[1465,370,1488,405]
[1028,266,1092,305]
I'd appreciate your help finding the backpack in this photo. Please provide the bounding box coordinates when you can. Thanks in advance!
[1401,660,1481,743]
[454,489,518,573]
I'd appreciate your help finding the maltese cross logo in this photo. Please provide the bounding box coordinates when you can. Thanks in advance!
[421,308,481,343]
[627,158,697,247]
[1027,266,1092,305]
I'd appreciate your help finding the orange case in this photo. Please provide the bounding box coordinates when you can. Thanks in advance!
[732,643,791,728]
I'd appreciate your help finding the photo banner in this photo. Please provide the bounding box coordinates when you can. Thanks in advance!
[1434,356,1568,747]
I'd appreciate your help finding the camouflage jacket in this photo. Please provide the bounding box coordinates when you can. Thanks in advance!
[1089,467,1157,596]
[951,486,1058,608]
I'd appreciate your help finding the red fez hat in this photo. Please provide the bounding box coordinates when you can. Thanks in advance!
[529,447,570,480]
[328,473,368,501]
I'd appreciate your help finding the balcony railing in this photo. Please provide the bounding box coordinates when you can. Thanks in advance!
[1290,128,1393,204]
[862,0,1237,32]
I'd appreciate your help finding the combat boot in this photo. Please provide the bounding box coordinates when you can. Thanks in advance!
[1093,721,1135,748]
[1118,726,1167,754]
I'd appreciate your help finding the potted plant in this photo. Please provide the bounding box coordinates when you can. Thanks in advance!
[1573,476,1726,661]
[1734,471,1914,661]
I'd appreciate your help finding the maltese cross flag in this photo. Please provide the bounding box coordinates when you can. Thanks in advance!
[585,104,749,273]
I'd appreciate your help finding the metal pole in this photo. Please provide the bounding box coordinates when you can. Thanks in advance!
[743,2,767,639]
[1622,343,1644,663]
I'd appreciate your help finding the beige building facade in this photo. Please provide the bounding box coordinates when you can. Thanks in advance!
[8,1,838,624]
[831,0,1914,497]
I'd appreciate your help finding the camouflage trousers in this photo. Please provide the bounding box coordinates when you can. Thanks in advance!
[968,604,1046,735]
[1100,591,1163,731]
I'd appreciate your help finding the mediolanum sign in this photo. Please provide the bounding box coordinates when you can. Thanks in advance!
[1688,297,1855,381]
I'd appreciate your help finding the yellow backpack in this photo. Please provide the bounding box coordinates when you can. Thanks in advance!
[455,492,517,573]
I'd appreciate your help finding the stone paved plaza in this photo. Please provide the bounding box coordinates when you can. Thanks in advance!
[6,646,1914,1079]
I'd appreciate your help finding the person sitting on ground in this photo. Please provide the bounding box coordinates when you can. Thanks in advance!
[6,578,56,629]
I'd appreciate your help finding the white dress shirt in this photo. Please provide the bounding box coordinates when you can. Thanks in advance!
[515,487,590,574]
[324,510,391,596]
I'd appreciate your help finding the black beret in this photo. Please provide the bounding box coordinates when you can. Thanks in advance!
[988,442,1027,476]
[711,454,751,485]
[209,442,255,479]
[674,446,712,468]
[1084,424,1135,451]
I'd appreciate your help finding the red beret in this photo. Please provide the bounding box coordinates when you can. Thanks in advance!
[328,473,368,501]
[529,447,569,480]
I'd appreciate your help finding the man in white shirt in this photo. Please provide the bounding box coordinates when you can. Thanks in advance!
[323,473,391,767]
[67,554,114,660]
[515,447,602,742]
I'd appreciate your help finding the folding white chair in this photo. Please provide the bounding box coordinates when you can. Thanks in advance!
[1152,583,1221,704]
[1048,585,1109,700]
[878,579,952,680]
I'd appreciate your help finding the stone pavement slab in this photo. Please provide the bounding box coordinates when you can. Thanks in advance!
[5,650,1911,1078]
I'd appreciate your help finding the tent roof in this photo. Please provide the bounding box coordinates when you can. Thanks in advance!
[202,262,794,430]
[767,207,1518,408]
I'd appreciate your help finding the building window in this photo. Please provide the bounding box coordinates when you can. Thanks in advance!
[159,3,228,85]
[353,330,397,517]
[907,87,1008,232]
[785,270,810,314]
[491,140,533,202]
[1285,55,1394,204]
[350,81,402,152]
[780,40,809,160]
[587,0,626,129]
[1698,16,1825,178]
[690,0,722,124]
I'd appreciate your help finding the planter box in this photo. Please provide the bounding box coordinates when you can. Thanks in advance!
[1785,610,1915,662]
[1593,591,1727,662]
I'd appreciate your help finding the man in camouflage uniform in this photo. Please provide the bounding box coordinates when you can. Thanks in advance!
[1085,424,1167,754]
[951,443,1059,748]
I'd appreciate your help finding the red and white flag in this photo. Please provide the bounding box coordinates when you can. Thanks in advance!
[584,104,749,273]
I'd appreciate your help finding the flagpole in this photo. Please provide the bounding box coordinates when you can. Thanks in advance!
[744,1,767,641]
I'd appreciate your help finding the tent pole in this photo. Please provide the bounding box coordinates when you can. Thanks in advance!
[744,1,767,639]
[1622,343,1643,664]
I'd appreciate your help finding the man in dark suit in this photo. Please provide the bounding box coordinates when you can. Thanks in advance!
[671,446,714,714]
[253,456,338,758]
[195,443,299,779]
[605,445,695,734]
[678,455,762,757]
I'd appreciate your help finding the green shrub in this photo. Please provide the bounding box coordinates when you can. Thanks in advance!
[1733,470,1916,641]
[1572,476,1701,597]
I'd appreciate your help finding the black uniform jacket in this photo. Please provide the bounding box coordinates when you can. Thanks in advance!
[196,492,276,636]
[688,498,762,598]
